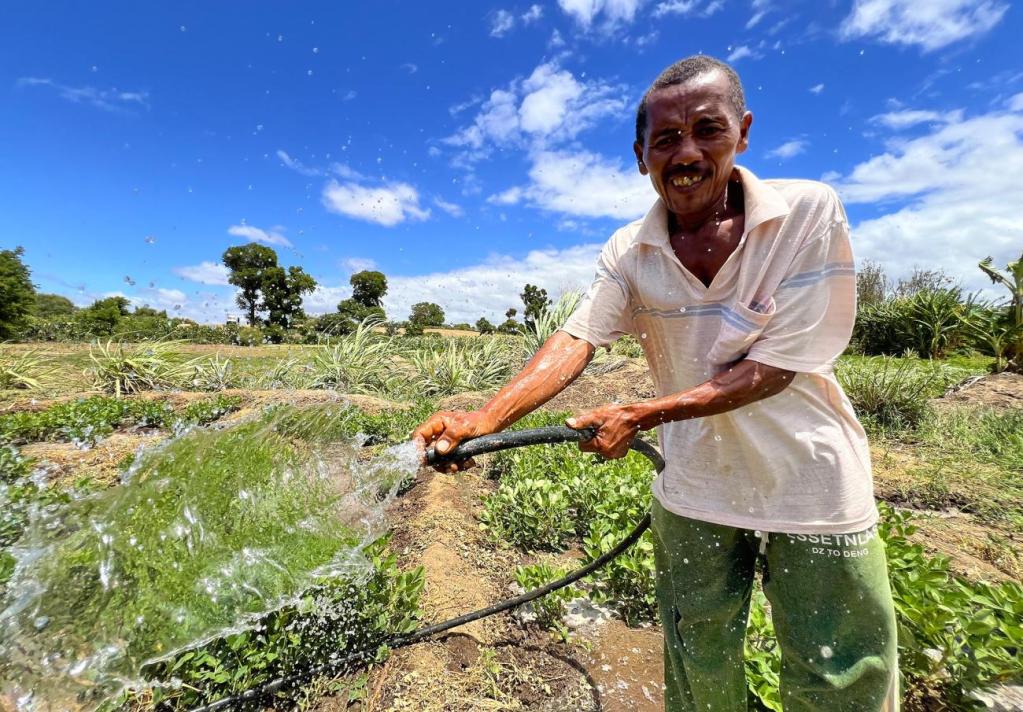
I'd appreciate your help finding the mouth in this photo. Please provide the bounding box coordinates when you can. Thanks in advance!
[668,173,706,190]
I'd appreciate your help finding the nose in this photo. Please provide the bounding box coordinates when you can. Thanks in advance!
[671,131,701,165]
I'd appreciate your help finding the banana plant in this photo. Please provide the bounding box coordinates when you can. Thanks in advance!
[978,252,1023,371]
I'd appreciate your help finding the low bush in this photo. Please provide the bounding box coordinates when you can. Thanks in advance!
[514,563,578,639]
[481,477,576,550]
[836,357,957,432]
[306,318,394,394]
[405,337,516,397]
[0,348,52,390]
[0,394,240,445]
[87,339,194,396]
[141,536,424,710]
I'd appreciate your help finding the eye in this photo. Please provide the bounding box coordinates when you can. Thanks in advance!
[697,125,722,137]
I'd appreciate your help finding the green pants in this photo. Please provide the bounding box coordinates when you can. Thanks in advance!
[650,500,898,711]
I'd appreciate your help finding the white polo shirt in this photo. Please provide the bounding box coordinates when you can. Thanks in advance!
[561,166,876,535]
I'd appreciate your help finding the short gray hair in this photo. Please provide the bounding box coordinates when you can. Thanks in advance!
[635,55,746,145]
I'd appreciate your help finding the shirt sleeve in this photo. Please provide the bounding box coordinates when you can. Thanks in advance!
[560,237,633,348]
[745,196,856,374]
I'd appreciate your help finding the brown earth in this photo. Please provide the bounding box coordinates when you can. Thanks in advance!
[940,371,1023,409]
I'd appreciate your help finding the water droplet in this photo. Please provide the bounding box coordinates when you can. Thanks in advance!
[640,333,647,339]
[820,645,833,659]
[312,47,319,53]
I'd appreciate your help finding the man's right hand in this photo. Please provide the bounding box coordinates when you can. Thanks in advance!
[412,410,500,473]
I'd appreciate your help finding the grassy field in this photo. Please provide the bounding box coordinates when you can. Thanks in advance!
[0,336,1020,710]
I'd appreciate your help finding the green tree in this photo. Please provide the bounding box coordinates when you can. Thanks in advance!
[409,302,445,329]
[77,296,131,336]
[261,265,317,330]
[221,244,317,330]
[34,293,76,319]
[505,308,517,320]
[132,305,168,319]
[475,317,495,335]
[350,270,388,308]
[222,244,278,325]
[520,284,551,330]
[0,247,36,339]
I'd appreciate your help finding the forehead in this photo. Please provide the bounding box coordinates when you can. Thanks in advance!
[645,71,733,128]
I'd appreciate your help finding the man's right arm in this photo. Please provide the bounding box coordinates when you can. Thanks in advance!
[412,330,595,472]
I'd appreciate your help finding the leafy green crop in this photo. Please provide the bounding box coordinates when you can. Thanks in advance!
[0,406,419,708]
[0,394,240,445]
[514,563,578,640]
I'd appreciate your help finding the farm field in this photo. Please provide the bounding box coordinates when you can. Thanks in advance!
[0,333,1020,712]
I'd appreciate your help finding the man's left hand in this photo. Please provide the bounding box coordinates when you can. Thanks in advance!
[566,404,641,459]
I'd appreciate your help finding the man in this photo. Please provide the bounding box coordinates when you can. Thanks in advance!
[414,55,898,711]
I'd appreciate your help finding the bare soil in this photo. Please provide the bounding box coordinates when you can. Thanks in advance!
[940,371,1023,409]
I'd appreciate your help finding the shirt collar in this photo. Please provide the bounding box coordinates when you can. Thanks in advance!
[634,165,791,246]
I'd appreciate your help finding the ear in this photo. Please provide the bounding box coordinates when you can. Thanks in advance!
[735,111,753,155]
[633,141,648,175]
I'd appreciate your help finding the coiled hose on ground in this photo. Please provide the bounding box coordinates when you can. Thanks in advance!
[182,425,665,712]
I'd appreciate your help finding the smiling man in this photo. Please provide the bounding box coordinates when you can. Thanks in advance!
[415,55,897,711]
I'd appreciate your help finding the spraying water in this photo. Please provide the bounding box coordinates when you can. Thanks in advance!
[0,403,420,710]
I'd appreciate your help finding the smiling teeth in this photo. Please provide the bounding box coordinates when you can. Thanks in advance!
[672,175,703,187]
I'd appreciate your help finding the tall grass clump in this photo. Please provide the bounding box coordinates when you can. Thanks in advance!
[307,318,394,394]
[521,291,583,358]
[0,348,52,390]
[87,339,193,396]
[836,357,957,432]
[186,354,240,391]
[406,337,516,397]
[0,406,421,708]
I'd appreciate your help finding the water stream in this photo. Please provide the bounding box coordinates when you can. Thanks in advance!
[0,403,419,710]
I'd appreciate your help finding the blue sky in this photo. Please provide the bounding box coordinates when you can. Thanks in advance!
[3,0,1021,324]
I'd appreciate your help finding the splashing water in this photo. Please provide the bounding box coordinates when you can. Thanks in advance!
[0,403,420,710]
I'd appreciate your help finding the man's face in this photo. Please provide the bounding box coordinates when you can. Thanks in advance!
[633,70,752,221]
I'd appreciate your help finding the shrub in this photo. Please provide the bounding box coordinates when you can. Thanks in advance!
[0,413,422,707]
[0,395,240,445]
[0,347,51,390]
[0,443,33,483]
[405,337,516,397]
[481,477,576,551]
[836,358,947,432]
[514,563,579,639]
[521,291,583,359]
[87,339,193,396]
[306,318,394,394]
[187,355,239,391]
[142,536,423,710]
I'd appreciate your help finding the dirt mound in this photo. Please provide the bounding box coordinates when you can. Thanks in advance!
[941,372,1023,409]
[2,389,408,415]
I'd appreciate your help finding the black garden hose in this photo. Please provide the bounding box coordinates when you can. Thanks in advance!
[181,426,664,712]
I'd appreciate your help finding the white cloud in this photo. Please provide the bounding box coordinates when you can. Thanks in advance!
[490,9,516,37]
[745,0,772,28]
[840,0,1008,52]
[497,149,656,220]
[522,4,544,23]
[433,197,465,217]
[341,257,378,273]
[653,0,699,16]
[557,0,646,28]
[765,139,808,160]
[276,149,322,176]
[652,0,723,16]
[174,261,231,286]
[832,104,1023,293]
[870,109,960,129]
[382,243,607,323]
[400,62,418,74]
[321,180,430,226]
[726,45,757,63]
[17,77,149,112]
[227,224,293,248]
[444,61,626,161]
[809,83,825,95]
[1010,93,1023,112]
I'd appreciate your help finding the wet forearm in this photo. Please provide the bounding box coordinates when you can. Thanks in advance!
[479,331,595,430]
[626,359,795,431]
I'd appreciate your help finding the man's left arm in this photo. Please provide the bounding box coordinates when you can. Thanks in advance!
[567,359,794,458]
